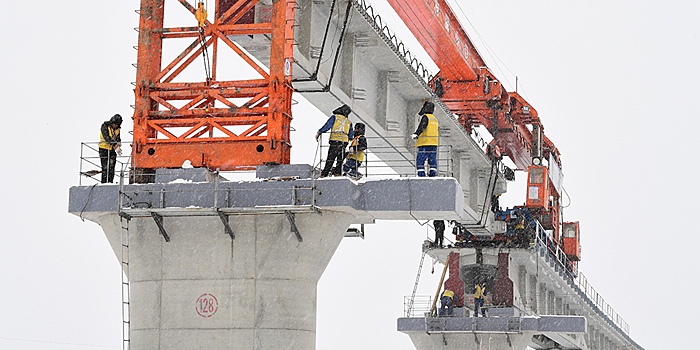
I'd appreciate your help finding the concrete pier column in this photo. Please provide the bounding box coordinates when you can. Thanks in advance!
[98,210,354,350]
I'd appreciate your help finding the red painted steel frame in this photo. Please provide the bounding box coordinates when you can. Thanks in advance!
[132,0,295,172]
[388,0,562,171]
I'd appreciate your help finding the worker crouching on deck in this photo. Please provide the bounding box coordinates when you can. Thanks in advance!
[316,105,354,177]
[411,101,438,177]
[99,114,122,183]
[343,123,367,179]
[440,289,458,316]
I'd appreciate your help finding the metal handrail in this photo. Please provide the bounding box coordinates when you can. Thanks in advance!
[404,295,433,317]
[315,135,454,178]
[532,222,630,334]
[352,0,434,85]
[79,142,132,185]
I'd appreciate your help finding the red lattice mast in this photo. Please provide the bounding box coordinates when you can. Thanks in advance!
[132,0,295,177]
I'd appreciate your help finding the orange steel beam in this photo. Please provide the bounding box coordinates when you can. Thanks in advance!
[132,0,294,175]
[388,0,485,81]
[388,0,562,171]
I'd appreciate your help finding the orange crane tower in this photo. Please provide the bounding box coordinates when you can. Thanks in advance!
[131,0,295,180]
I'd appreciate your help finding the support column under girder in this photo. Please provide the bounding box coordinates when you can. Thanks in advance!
[93,210,355,350]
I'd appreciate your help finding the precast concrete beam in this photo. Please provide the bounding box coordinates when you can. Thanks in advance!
[233,0,502,224]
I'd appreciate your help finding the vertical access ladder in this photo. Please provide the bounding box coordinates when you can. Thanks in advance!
[120,214,131,350]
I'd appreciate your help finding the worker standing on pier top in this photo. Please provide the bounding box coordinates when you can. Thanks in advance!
[411,101,438,177]
[98,114,122,183]
[316,105,354,177]
[474,282,487,317]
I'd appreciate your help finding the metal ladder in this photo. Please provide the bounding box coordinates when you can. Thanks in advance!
[120,215,131,350]
[406,251,427,316]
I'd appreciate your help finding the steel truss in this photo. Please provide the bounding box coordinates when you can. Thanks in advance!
[132,0,295,173]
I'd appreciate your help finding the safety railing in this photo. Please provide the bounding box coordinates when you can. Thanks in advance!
[315,135,453,179]
[404,295,433,317]
[352,0,434,86]
[576,272,630,335]
[79,142,132,186]
[531,222,630,335]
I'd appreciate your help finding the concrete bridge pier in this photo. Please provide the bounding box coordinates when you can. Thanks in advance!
[70,166,464,350]
[94,210,354,350]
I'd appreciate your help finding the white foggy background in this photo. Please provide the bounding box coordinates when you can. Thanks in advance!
[1,0,698,349]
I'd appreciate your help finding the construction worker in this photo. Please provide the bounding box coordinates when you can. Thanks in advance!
[433,220,445,248]
[453,223,463,247]
[491,193,502,213]
[411,101,438,177]
[195,1,207,29]
[440,289,458,316]
[99,114,123,183]
[342,123,367,179]
[316,105,353,177]
[474,282,487,317]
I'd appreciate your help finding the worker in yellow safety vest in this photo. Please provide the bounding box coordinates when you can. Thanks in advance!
[474,283,487,317]
[99,114,122,183]
[440,289,458,316]
[195,1,207,28]
[410,101,438,177]
[316,105,354,177]
[342,123,366,179]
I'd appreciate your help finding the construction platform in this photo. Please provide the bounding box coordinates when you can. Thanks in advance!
[399,245,645,350]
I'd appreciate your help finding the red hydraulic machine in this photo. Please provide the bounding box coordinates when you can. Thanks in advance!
[131,0,295,181]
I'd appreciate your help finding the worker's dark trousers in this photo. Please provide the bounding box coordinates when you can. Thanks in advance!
[435,231,443,247]
[434,220,445,247]
[99,148,117,183]
[342,158,362,178]
[321,141,347,177]
[440,296,453,316]
[474,297,486,317]
[416,145,437,177]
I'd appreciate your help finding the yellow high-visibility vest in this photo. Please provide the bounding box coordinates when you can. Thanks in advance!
[347,136,365,162]
[99,127,120,150]
[416,114,439,147]
[329,114,351,142]
[474,285,485,299]
[442,290,455,299]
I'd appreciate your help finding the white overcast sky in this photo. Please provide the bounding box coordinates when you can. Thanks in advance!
[1,0,699,349]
